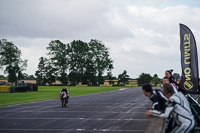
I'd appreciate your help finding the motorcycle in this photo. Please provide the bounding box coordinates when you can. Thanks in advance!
[60,91,69,107]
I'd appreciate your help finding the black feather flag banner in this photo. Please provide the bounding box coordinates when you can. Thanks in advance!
[179,24,199,94]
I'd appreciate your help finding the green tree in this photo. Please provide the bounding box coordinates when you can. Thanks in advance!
[0,75,6,79]
[84,60,97,85]
[20,73,35,80]
[68,40,89,84]
[35,57,47,85]
[152,74,160,86]
[57,73,68,85]
[35,57,56,85]
[137,73,152,84]
[0,39,27,82]
[35,39,113,85]
[173,73,180,80]
[88,39,113,84]
[118,70,130,84]
[107,64,114,85]
[21,73,28,79]
[28,75,36,80]
[47,40,68,84]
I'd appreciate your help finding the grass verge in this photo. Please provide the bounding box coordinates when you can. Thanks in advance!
[0,86,133,107]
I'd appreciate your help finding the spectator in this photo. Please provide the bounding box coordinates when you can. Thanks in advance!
[142,83,167,115]
[165,69,177,85]
[162,77,178,132]
[146,83,195,133]
[177,76,186,95]
[162,77,178,93]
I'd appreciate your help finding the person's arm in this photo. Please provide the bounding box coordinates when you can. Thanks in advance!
[151,99,175,118]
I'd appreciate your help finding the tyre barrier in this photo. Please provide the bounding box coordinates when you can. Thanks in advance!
[15,86,38,92]
[0,85,38,93]
[11,86,16,93]
[33,85,38,91]
[15,86,30,92]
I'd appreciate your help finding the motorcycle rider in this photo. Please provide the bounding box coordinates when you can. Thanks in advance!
[60,86,69,106]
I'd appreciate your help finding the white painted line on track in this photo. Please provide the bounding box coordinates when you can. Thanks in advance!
[0,118,149,121]
[32,119,58,129]
[0,110,146,113]
[119,88,129,91]
[0,128,146,132]
[0,106,146,113]
[0,99,59,108]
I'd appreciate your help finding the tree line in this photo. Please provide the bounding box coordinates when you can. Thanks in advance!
[0,39,27,82]
[35,39,113,85]
[0,38,180,86]
[1,39,132,85]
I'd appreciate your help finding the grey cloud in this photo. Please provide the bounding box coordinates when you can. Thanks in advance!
[0,0,132,40]
[0,0,200,78]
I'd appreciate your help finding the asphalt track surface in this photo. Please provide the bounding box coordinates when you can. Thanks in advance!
[0,87,152,133]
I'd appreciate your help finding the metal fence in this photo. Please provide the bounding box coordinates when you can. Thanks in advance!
[187,94,200,133]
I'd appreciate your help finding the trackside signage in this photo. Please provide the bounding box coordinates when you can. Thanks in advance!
[180,24,199,93]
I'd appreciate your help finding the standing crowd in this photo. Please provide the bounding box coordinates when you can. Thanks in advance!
[142,69,195,133]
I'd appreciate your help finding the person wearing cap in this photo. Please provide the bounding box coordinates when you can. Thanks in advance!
[165,69,176,84]
[165,69,179,93]
[142,83,167,115]
[146,83,195,133]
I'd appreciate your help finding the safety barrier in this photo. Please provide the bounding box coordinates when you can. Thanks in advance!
[76,85,88,87]
[0,85,38,93]
[75,84,139,87]
[125,84,138,87]
[100,84,112,87]
[187,94,200,133]
[145,117,165,133]
[0,86,11,93]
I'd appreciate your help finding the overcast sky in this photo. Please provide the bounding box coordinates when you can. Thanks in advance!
[0,0,200,78]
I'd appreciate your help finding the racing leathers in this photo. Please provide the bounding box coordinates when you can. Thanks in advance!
[150,89,167,111]
[170,83,178,93]
[60,88,69,104]
[151,92,195,133]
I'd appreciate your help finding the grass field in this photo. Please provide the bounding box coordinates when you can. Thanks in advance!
[0,86,132,107]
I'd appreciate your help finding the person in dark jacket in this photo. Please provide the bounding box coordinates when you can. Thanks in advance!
[142,83,167,114]
[165,69,177,85]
